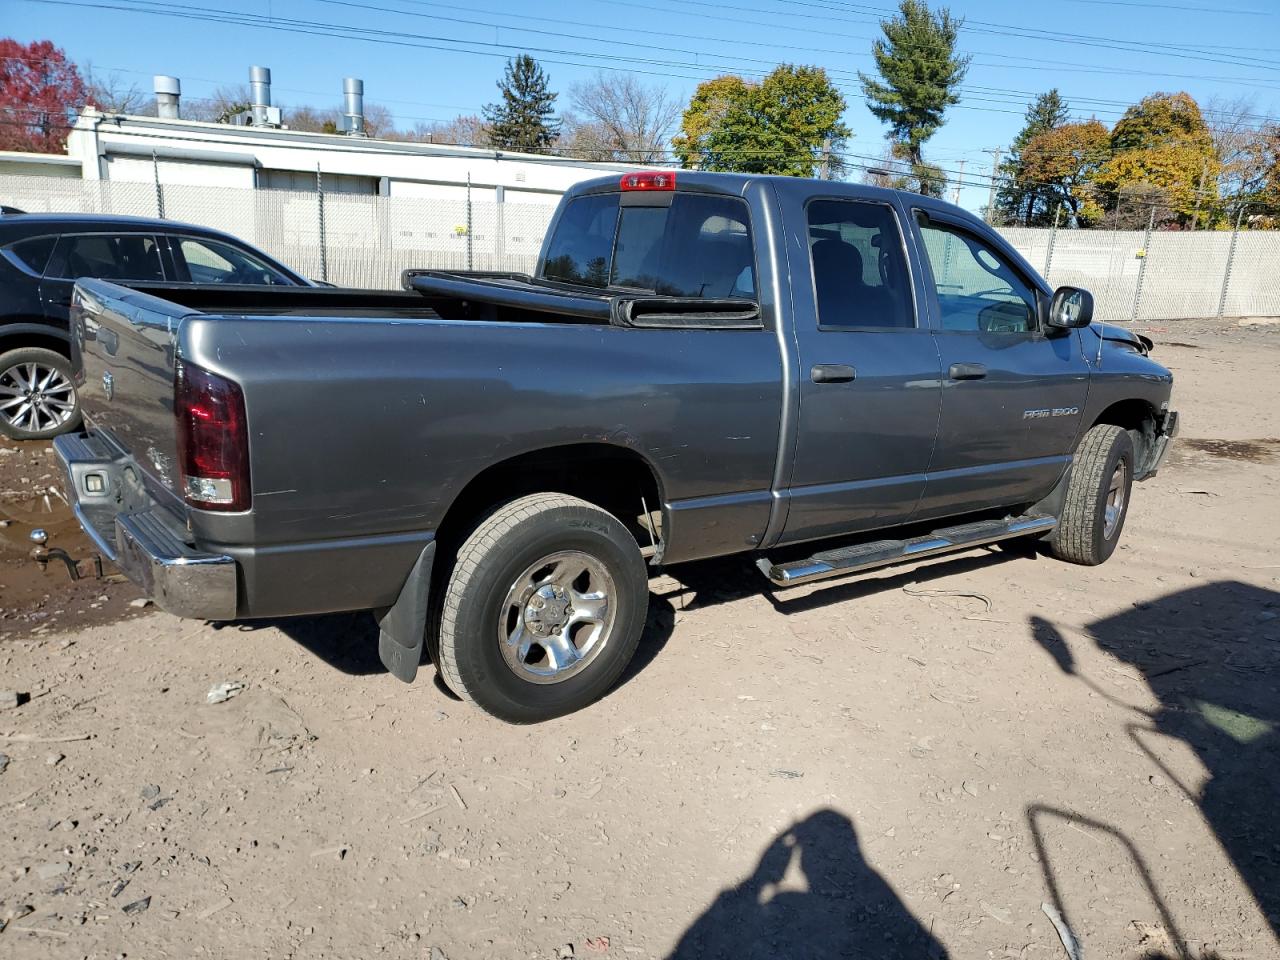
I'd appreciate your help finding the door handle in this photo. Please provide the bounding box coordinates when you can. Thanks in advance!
[948,362,988,381]
[811,363,857,384]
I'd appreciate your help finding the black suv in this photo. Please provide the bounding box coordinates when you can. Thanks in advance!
[0,214,310,440]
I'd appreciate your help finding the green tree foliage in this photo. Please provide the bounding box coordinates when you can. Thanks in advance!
[1093,92,1218,226]
[995,89,1071,225]
[672,65,850,177]
[858,0,970,193]
[1020,120,1110,226]
[483,55,560,155]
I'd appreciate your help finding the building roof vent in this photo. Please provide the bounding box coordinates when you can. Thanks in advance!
[247,66,281,128]
[154,75,181,119]
[342,77,366,137]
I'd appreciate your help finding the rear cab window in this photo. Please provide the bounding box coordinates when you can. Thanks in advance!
[541,191,756,300]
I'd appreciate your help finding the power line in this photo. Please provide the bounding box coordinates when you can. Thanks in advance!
[14,0,1280,135]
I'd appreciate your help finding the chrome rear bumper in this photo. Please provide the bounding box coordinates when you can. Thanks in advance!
[53,433,237,621]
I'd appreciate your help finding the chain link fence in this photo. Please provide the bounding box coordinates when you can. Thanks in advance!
[3,173,1278,320]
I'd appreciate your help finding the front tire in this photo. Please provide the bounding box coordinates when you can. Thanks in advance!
[0,347,82,441]
[436,493,649,723]
[1051,424,1135,566]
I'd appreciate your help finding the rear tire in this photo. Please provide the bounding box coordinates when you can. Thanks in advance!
[1051,424,1135,566]
[0,347,82,441]
[436,493,649,723]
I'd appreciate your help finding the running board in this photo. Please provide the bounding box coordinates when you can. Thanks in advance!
[757,515,1057,588]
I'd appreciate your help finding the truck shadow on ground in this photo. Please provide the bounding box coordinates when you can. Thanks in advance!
[668,808,948,960]
[661,540,1037,616]
[225,594,679,695]
[1030,580,1280,953]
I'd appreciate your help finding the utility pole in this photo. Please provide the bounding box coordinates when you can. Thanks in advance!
[983,147,1003,223]
[1191,160,1208,230]
[818,138,831,181]
[951,159,966,206]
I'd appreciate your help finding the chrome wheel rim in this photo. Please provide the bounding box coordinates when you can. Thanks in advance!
[0,361,76,434]
[498,550,616,684]
[1103,460,1127,540]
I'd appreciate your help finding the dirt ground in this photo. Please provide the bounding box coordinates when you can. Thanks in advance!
[1,316,1278,960]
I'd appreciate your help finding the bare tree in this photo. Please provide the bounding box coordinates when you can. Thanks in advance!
[393,114,490,147]
[83,65,155,116]
[558,113,614,161]
[183,85,252,123]
[285,105,337,133]
[564,72,678,163]
[1208,94,1260,203]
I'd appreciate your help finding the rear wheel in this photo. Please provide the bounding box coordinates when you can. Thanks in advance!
[1051,424,1135,566]
[0,347,81,441]
[436,493,649,723]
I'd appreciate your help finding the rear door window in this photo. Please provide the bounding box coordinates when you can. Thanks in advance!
[3,236,57,276]
[53,234,165,281]
[542,192,756,300]
[806,200,914,329]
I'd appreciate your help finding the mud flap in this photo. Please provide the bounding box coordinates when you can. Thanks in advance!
[376,540,436,683]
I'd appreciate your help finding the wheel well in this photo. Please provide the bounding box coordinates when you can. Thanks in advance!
[434,444,664,559]
[1093,399,1159,475]
[0,330,72,360]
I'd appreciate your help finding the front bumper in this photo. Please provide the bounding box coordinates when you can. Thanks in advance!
[1144,409,1180,479]
[53,433,237,621]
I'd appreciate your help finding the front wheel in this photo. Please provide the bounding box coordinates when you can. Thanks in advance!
[435,493,649,723]
[1051,424,1135,566]
[0,347,82,441]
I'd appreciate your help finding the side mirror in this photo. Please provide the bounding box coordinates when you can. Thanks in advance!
[1048,286,1094,329]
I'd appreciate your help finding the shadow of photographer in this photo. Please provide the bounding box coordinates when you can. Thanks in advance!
[669,808,947,960]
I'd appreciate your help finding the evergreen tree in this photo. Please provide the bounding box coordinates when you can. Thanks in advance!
[483,55,560,154]
[995,89,1071,226]
[858,0,970,194]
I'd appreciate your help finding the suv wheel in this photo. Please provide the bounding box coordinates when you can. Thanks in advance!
[0,347,82,441]
[1051,424,1135,566]
[435,493,649,723]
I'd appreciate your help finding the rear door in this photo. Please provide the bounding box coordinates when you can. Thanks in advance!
[910,210,1090,520]
[40,233,167,321]
[775,189,943,545]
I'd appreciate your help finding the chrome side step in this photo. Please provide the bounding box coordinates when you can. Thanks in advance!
[757,514,1056,588]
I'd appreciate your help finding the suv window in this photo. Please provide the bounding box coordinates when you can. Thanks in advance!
[917,219,1037,333]
[4,236,57,276]
[174,236,291,285]
[807,200,913,329]
[542,193,756,299]
[54,234,165,282]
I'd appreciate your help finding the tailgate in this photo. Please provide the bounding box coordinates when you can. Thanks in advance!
[73,278,193,497]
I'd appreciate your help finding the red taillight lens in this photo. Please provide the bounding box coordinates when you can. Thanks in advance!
[619,171,675,192]
[175,361,251,512]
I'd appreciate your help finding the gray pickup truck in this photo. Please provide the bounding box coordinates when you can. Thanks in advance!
[56,171,1177,722]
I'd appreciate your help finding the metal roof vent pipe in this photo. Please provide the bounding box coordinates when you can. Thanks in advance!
[249,65,279,127]
[342,77,366,137]
[154,75,181,119]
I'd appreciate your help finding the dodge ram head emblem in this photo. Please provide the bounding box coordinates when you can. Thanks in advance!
[102,371,114,400]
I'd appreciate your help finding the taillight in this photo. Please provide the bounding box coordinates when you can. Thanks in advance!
[619,171,675,192]
[175,361,251,512]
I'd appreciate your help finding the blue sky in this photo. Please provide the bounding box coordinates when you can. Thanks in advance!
[8,0,1280,211]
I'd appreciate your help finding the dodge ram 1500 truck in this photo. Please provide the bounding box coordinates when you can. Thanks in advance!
[56,171,1177,722]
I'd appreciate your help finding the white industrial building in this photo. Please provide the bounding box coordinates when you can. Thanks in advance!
[0,68,634,283]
